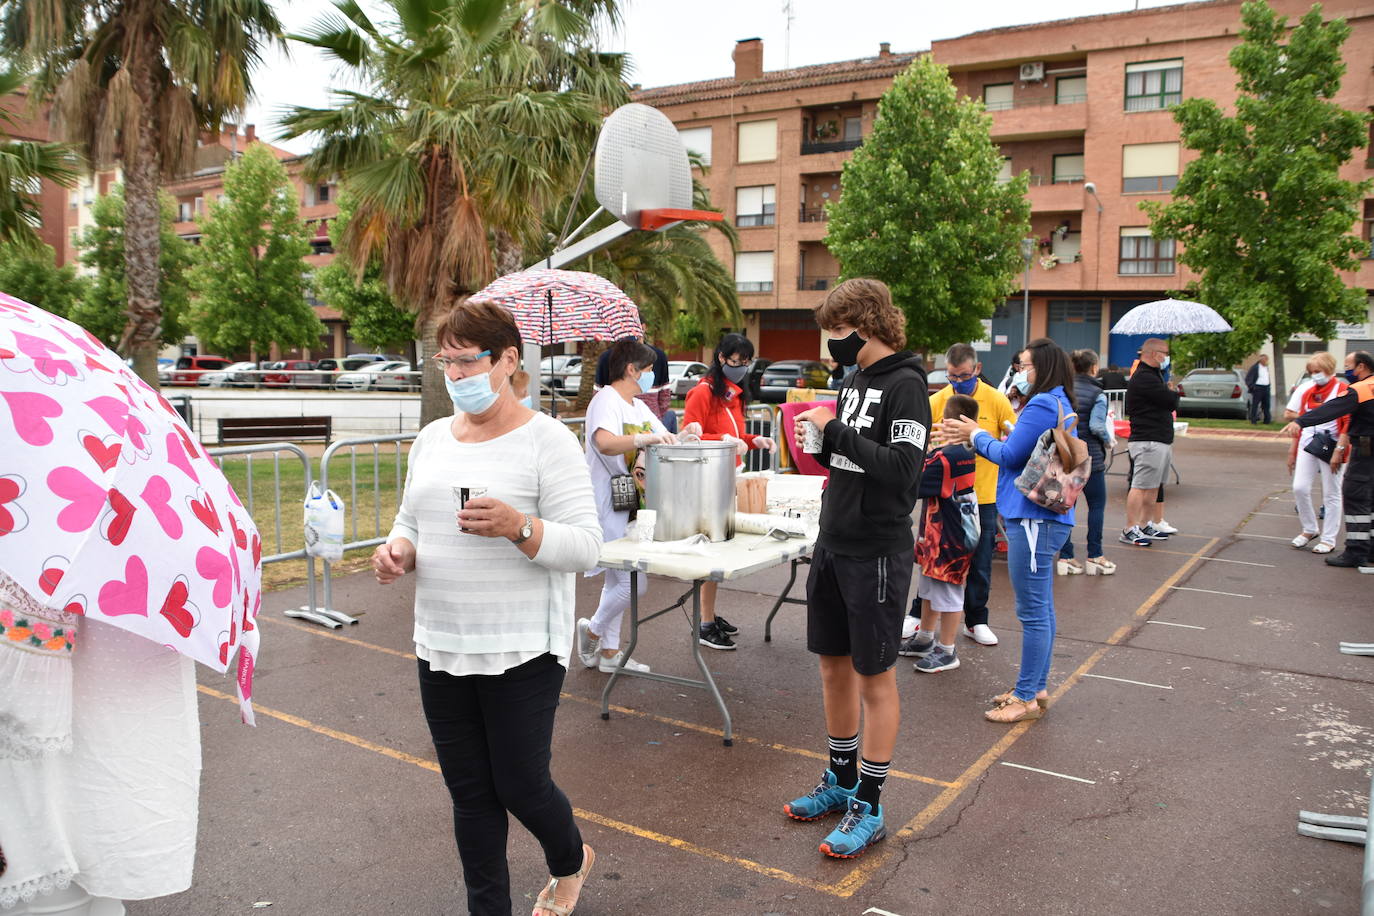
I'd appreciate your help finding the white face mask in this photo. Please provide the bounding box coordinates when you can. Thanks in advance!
[1311,372,1329,386]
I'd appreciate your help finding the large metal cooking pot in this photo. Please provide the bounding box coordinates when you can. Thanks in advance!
[645,441,737,542]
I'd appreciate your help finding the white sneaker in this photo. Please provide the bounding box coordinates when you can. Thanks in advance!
[576,618,599,669]
[1153,519,1179,534]
[901,615,920,640]
[962,624,999,646]
[598,651,650,674]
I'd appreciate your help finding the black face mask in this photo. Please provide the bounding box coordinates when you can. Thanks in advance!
[827,331,865,367]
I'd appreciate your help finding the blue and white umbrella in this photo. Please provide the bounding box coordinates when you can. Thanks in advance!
[1109,298,1232,335]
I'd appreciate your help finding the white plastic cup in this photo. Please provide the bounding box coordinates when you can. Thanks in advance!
[801,420,824,454]
[635,509,657,542]
[453,485,488,533]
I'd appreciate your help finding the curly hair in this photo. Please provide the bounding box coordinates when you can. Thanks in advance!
[813,278,906,350]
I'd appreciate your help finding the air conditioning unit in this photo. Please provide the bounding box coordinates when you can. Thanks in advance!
[1020,62,1045,82]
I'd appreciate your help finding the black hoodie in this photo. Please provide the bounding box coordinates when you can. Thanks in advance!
[817,351,930,558]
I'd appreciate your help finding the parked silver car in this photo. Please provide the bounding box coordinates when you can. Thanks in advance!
[1176,367,1251,418]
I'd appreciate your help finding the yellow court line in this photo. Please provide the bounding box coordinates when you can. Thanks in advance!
[197,684,838,896]
[259,614,418,660]
[556,692,955,788]
[826,535,1221,898]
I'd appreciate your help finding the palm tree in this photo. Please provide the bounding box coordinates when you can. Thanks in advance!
[280,0,628,424]
[2,0,283,383]
[0,69,79,251]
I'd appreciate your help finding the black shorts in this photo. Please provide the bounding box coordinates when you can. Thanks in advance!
[806,544,913,675]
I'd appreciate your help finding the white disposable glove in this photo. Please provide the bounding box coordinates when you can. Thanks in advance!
[721,434,748,457]
[752,435,776,452]
[633,432,678,448]
[680,422,703,438]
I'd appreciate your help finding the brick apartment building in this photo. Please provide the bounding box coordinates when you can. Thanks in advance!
[634,0,1374,382]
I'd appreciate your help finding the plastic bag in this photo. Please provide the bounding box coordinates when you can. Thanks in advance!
[303,481,344,562]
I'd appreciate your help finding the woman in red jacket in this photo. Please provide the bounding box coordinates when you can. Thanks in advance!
[683,333,776,650]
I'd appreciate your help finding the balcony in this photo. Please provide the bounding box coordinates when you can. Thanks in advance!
[1025,177,1088,212]
[988,96,1087,142]
[736,281,774,294]
[798,275,838,292]
[801,137,862,156]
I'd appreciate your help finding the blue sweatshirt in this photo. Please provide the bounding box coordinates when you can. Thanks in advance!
[970,388,1078,525]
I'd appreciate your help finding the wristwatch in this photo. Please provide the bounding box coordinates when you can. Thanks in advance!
[512,514,534,544]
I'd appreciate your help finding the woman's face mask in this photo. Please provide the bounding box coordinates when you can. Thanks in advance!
[636,367,655,394]
[1311,372,1329,386]
[722,363,750,384]
[446,369,506,414]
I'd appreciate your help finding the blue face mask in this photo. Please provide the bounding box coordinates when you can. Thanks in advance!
[446,370,505,415]
[1347,369,1359,384]
[1160,356,1171,372]
[950,376,978,396]
[637,370,656,394]
[520,395,534,408]
[1010,369,1031,395]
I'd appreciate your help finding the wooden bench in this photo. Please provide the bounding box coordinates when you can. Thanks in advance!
[217,415,333,445]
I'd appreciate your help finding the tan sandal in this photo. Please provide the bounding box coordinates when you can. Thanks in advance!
[990,691,1049,712]
[533,843,595,916]
[985,696,1043,723]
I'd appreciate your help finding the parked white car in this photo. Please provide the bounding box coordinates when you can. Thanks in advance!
[198,361,258,388]
[669,361,709,398]
[334,360,411,391]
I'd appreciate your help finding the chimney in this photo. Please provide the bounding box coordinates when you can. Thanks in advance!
[733,38,763,81]
[245,123,256,143]
[879,42,891,58]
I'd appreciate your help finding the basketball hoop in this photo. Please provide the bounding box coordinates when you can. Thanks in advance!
[638,207,725,231]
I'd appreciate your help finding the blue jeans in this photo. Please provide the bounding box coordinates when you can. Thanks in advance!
[1004,518,1072,701]
[960,502,1000,627]
[1059,468,1106,560]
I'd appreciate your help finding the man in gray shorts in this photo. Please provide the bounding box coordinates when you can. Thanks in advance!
[1122,338,1180,546]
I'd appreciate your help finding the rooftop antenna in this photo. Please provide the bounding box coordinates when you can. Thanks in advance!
[782,0,795,69]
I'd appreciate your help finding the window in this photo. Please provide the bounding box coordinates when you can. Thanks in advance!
[1283,336,1329,355]
[1362,199,1373,258]
[1125,59,1182,111]
[735,251,774,292]
[996,157,1013,184]
[1056,76,1087,104]
[1052,231,1082,262]
[1119,227,1175,275]
[738,120,777,163]
[317,184,331,203]
[844,117,862,142]
[735,185,776,227]
[678,126,712,166]
[178,202,193,222]
[1052,154,1085,184]
[1122,142,1179,192]
[983,83,1014,111]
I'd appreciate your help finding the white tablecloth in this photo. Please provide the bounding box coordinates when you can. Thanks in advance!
[596,532,814,583]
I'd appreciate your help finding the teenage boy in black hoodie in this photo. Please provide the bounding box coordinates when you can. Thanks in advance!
[783,278,930,858]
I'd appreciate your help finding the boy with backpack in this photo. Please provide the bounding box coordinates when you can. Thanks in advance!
[902,394,980,673]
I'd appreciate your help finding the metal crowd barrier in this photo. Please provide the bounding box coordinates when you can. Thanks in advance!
[1297,767,1374,915]
[206,441,321,620]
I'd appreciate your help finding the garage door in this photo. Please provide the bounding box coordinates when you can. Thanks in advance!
[758,310,821,361]
[1047,300,1101,355]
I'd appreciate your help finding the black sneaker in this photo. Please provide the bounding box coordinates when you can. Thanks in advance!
[699,622,737,650]
[714,616,739,635]
[898,633,935,657]
[1139,524,1170,540]
[1325,553,1365,569]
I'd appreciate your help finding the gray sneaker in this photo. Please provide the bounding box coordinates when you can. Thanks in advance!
[576,618,599,669]
[915,646,960,673]
[898,632,935,658]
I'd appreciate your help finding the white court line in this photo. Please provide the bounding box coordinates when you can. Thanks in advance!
[1236,533,1291,542]
[1147,620,1208,630]
[1082,673,1174,690]
[1197,555,1276,568]
[999,762,1098,785]
[1253,511,1297,517]
[1171,585,1254,599]
[862,909,906,916]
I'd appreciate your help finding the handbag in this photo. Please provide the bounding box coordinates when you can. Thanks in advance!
[1013,399,1091,514]
[1302,430,1337,462]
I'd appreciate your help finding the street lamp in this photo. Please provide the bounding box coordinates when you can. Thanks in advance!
[1019,236,1036,347]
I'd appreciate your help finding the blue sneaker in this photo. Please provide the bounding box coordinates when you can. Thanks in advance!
[783,769,857,821]
[819,798,887,858]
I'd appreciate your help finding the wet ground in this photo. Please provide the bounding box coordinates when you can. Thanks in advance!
[129,434,1374,916]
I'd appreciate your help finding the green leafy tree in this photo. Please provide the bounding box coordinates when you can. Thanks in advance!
[825,55,1031,352]
[3,0,283,382]
[1144,0,1372,396]
[71,186,191,348]
[0,243,84,316]
[314,193,415,351]
[187,143,322,355]
[0,69,79,252]
[280,0,628,424]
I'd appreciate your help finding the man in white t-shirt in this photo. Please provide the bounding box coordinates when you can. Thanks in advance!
[1245,354,1272,424]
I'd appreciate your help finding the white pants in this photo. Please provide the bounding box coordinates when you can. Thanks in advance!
[589,568,647,652]
[1293,449,1345,547]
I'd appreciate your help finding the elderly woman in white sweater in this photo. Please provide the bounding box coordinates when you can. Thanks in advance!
[372,301,602,916]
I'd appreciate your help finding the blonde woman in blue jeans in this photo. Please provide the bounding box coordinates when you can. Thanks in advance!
[941,339,1078,723]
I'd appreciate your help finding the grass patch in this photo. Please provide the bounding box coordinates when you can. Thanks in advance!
[1181,416,1286,431]
[216,443,410,591]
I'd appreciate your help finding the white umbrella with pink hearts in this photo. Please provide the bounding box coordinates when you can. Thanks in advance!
[0,291,261,723]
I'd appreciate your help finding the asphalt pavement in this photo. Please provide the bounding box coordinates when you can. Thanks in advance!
[128,433,1374,916]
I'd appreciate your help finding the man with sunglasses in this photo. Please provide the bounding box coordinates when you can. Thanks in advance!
[909,343,1017,650]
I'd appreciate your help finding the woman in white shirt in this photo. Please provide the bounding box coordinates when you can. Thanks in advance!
[372,302,602,916]
[576,339,677,673]
[1284,351,1349,554]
